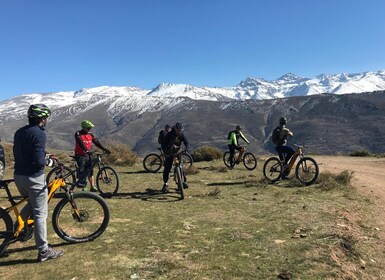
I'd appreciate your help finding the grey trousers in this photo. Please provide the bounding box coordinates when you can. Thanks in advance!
[14,174,48,253]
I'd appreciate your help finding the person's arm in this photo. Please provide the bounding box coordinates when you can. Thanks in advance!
[92,134,110,153]
[181,134,190,150]
[282,128,293,137]
[33,130,48,168]
[239,132,250,144]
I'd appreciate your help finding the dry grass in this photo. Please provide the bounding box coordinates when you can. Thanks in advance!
[0,159,384,279]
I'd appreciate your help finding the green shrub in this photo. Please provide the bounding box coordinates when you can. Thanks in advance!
[103,140,137,166]
[349,150,371,157]
[192,146,223,162]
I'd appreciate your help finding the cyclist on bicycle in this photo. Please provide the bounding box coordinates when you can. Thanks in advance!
[227,125,250,167]
[272,117,295,177]
[74,120,111,191]
[161,122,190,193]
[13,104,64,262]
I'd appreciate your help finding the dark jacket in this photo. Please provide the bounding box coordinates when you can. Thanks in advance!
[161,128,189,156]
[14,124,47,177]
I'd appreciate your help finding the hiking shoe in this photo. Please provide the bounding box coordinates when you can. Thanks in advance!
[183,183,189,189]
[161,184,169,193]
[90,186,98,192]
[38,247,64,262]
[76,180,87,188]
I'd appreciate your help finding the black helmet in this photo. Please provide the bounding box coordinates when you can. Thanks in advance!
[236,125,241,130]
[175,122,184,130]
[279,117,287,125]
[28,104,51,119]
[165,124,171,130]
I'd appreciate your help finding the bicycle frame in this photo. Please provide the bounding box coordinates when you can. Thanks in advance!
[2,177,76,239]
[286,145,304,171]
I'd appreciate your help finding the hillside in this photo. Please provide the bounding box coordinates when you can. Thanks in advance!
[1,90,385,156]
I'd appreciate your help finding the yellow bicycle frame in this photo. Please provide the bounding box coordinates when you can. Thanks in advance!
[7,178,67,238]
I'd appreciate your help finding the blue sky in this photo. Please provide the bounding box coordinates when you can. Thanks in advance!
[0,0,384,101]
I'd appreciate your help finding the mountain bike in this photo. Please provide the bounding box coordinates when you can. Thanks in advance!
[143,148,193,173]
[263,144,319,186]
[0,174,110,256]
[46,152,119,197]
[172,152,187,200]
[223,146,257,170]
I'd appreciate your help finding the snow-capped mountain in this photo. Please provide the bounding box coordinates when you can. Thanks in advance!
[1,69,385,155]
[147,70,385,100]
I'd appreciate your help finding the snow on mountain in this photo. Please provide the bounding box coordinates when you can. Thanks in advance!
[1,70,384,125]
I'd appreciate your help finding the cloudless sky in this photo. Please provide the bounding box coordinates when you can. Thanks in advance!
[0,0,384,100]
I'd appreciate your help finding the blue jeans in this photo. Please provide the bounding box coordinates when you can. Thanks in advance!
[14,174,48,253]
[275,145,295,165]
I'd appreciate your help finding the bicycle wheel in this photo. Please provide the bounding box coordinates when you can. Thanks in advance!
[223,152,235,168]
[52,192,110,243]
[243,152,257,170]
[295,157,319,186]
[46,166,76,191]
[263,157,282,183]
[175,166,184,200]
[0,208,14,256]
[143,153,163,173]
[181,153,193,170]
[96,166,119,196]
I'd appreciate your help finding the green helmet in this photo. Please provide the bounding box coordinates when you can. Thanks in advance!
[81,120,95,129]
[28,104,51,119]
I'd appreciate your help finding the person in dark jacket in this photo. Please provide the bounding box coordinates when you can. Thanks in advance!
[161,122,190,193]
[272,117,295,178]
[13,104,64,262]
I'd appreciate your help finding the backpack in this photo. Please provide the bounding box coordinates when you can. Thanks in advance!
[158,130,165,145]
[227,131,233,140]
[271,127,281,145]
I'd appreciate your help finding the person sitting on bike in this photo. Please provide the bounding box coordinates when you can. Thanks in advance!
[272,117,295,177]
[74,120,111,191]
[158,124,171,147]
[161,122,190,193]
[227,125,250,167]
[13,104,64,262]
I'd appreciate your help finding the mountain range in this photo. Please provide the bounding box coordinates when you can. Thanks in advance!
[0,70,385,156]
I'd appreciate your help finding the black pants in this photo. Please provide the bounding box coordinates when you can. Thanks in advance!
[163,155,186,184]
[275,145,295,165]
[228,144,241,166]
[75,155,93,183]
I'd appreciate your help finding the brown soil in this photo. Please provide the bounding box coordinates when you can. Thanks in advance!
[317,156,385,239]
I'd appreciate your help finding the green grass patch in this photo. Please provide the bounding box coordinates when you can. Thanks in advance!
[0,159,384,279]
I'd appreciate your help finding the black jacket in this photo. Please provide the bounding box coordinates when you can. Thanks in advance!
[14,124,47,177]
[161,128,189,155]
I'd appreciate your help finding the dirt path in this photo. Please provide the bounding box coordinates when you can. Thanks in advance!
[317,156,385,238]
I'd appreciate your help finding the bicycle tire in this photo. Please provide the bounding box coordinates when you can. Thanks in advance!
[263,157,282,183]
[243,152,257,170]
[0,207,14,256]
[181,153,193,170]
[223,152,235,168]
[52,192,110,243]
[295,157,319,186]
[96,166,119,196]
[143,153,163,173]
[46,166,76,191]
[175,166,184,200]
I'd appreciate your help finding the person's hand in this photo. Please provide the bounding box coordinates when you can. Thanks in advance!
[282,128,292,136]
